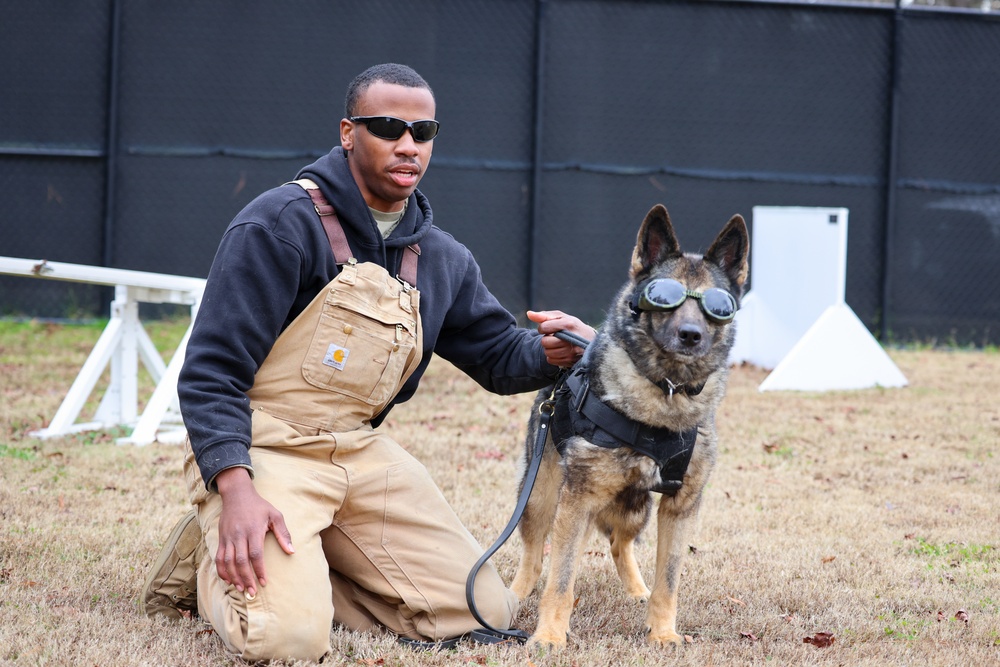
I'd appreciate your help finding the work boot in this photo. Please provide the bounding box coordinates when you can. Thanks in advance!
[140,510,201,619]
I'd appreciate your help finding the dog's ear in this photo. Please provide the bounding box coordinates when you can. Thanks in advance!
[631,204,682,278]
[704,214,750,289]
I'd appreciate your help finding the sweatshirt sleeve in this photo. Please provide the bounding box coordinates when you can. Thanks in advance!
[433,245,560,395]
[178,219,305,489]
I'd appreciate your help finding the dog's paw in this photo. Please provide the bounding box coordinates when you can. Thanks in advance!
[526,628,568,650]
[646,627,684,647]
[510,580,534,601]
[627,585,651,603]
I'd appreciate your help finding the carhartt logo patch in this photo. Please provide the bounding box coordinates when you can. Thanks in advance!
[323,343,350,371]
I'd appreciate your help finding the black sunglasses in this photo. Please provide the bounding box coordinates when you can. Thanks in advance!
[350,116,440,143]
[633,278,738,323]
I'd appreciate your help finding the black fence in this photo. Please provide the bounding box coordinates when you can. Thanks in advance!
[2,0,998,346]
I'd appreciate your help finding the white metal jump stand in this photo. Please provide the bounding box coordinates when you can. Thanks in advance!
[0,256,206,445]
[728,207,907,392]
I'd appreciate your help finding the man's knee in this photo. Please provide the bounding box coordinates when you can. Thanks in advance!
[240,618,332,664]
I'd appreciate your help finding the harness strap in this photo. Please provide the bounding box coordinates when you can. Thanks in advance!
[290,178,419,287]
[558,363,698,496]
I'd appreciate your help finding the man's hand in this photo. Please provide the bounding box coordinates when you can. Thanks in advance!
[213,467,295,599]
[527,310,596,368]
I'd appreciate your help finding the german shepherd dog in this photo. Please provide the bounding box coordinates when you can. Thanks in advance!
[510,204,748,647]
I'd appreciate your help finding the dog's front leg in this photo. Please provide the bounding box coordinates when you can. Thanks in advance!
[645,493,702,646]
[529,494,593,649]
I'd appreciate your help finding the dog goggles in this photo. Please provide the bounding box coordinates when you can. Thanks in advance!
[350,116,440,143]
[634,278,738,322]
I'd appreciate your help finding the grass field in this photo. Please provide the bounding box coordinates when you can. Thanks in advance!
[1,318,998,666]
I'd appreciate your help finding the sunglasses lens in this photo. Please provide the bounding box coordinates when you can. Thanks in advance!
[365,117,407,140]
[643,279,687,309]
[356,117,439,142]
[410,120,440,142]
[702,288,737,320]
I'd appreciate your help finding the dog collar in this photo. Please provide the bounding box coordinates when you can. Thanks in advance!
[656,377,704,398]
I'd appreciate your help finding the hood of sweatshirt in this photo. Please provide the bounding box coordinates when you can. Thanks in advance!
[295,146,433,253]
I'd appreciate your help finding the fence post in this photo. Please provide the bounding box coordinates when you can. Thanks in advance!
[880,0,906,342]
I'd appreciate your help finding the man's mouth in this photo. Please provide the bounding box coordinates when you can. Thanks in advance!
[389,165,420,188]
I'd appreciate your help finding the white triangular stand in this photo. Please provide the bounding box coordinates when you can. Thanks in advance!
[757,303,907,391]
[729,207,906,392]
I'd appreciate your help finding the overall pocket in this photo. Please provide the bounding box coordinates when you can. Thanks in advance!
[301,287,416,406]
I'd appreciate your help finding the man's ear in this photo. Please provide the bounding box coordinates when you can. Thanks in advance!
[340,118,355,150]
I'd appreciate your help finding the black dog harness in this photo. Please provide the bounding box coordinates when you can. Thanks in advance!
[550,351,699,496]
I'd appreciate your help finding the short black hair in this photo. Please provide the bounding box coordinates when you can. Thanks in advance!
[345,63,434,118]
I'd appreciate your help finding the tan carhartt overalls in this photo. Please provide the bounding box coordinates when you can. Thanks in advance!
[182,182,517,662]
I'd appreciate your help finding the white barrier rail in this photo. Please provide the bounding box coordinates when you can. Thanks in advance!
[0,256,205,445]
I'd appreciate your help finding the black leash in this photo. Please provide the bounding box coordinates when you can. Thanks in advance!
[464,330,588,644]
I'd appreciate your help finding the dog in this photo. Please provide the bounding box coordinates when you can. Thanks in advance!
[510,203,748,647]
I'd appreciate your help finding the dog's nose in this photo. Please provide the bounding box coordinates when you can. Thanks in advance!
[677,324,703,348]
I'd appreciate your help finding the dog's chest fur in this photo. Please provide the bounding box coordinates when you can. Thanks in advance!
[558,339,724,497]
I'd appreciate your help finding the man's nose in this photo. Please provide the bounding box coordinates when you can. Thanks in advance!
[394,129,421,154]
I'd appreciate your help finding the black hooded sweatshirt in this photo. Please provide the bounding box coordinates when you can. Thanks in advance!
[179,147,559,487]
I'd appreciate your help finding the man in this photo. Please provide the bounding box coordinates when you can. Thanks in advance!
[140,63,593,662]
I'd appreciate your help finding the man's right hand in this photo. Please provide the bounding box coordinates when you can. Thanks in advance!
[213,467,295,599]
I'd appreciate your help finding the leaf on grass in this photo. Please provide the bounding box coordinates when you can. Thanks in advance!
[474,449,505,461]
[955,609,969,624]
[467,656,487,666]
[762,442,779,454]
[727,595,746,606]
[821,555,836,564]
[936,610,946,622]
[803,632,835,648]
[739,631,758,641]
[356,659,384,666]
[684,635,694,644]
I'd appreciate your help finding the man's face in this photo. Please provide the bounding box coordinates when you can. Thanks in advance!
[341,81,436,213]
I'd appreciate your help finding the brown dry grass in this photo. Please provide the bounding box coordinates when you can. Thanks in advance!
[1,318,998,666]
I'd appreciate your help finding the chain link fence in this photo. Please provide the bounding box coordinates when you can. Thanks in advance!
[2,0,998,345]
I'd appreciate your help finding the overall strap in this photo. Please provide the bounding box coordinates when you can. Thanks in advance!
[289,179,419,287]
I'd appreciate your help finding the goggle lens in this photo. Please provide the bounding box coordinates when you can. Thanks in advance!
[643,279,687,309]
[636,279,737,322]
[350,116,440,142]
